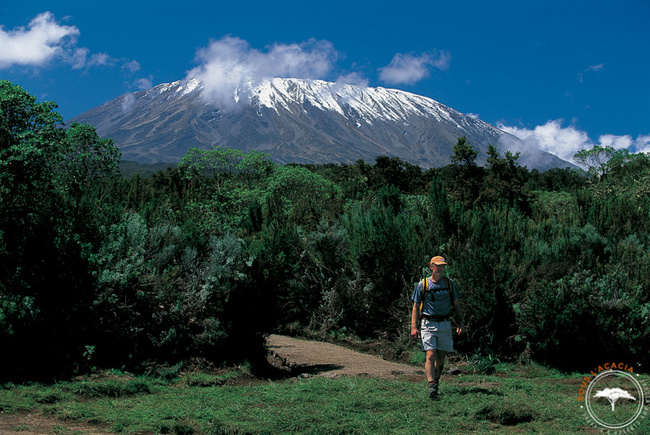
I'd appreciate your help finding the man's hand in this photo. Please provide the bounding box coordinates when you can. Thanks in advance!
[456,321,466,336]
[410,302,421,339]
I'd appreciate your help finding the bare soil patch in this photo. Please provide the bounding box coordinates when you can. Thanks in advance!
[0,410,113,434]
[267,334,424,381]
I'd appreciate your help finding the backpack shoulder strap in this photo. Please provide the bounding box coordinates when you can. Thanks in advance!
[418,278,429,318]
[445,277,455,306]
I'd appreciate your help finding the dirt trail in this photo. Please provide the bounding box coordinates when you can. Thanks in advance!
[267,334,423,380]
[0,411,110,435]
[0,336,424,434]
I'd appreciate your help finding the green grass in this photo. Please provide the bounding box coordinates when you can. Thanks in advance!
[1,363,648,434]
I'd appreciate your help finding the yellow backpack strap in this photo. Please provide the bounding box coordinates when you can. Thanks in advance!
[419,278,429,318]
[445,277,455,306]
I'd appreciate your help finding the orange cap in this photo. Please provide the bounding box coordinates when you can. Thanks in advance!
[429,256,447,266]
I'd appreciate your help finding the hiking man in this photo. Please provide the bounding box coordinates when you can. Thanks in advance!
[410,256,465,399]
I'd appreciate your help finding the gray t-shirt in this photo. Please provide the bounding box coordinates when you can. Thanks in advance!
[411,277,460,317]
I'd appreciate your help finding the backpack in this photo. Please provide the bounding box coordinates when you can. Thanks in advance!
[418,276,455,320]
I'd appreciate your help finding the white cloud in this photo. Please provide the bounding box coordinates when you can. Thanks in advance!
[0,12,79,68]
[186,36,452,105]
[598,134,632,150]
[122,60,141,74]
[120,93,135,114]
[379,50,450,86]
[499,120,592,163]
[187,36,340,105]
[598,133,650,154]
[634,135,650,154]
[69,48,112,70]
[133,77,153,91]
[335,72,369,88]
[0,11,138,75]
[578,63,604,82]
[498,120,650,165]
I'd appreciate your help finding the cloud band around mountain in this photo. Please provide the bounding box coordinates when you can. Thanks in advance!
[186,36,339,105]
[499,120,650,165]
[186,36,454,105]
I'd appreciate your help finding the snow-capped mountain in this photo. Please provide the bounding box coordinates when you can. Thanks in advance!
[70,77,571,170]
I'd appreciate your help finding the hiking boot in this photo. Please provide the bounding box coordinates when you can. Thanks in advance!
[428,380,439,399]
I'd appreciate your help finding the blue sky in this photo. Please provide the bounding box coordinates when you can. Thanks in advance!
[1,0,649,162]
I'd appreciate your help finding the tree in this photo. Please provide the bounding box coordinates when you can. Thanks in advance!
[0,80,65,293]
[373,156,425,194]
[479,144,526,206]
[573,145,630,181]
[0,81,119,380]
[263,165,342,229]
[585,151,650,201]
[176,147,277,233]
[447,136,482,204]
[178,146,273,181]
[450,136,479,168]
[58,122,121,191]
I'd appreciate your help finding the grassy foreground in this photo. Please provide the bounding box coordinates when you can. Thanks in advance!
[1,362,648,434]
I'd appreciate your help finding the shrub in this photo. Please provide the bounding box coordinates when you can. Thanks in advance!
[515,270,650,369]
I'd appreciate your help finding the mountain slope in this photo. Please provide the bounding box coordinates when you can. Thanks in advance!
[71,78,571,170]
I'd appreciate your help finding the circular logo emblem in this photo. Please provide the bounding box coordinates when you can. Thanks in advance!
[583,369,647,431]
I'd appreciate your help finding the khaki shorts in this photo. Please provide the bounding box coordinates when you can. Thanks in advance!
[420,319,454,352]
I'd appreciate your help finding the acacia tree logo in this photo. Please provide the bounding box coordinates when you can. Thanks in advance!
[583,369,647,431]
[594,388,636,412]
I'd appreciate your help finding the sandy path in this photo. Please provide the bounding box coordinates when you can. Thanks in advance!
[267,334,423,380]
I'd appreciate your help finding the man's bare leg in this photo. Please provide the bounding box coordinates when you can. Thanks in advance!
[425,350,447,398]
[425,350,446,398]
[425,350,436,382]
[435,350,447,381]
[425,349,448,380]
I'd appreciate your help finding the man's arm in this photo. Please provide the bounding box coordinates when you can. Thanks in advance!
[410,302,420,338]
[453,299,465,335]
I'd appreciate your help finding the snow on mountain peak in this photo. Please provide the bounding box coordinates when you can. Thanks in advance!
[178,78,202,96]
[235,77,467,128]
[146,76,499,137]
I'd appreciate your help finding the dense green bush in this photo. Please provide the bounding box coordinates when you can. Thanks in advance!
[91,211,269,370]
[515,270,650,368]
